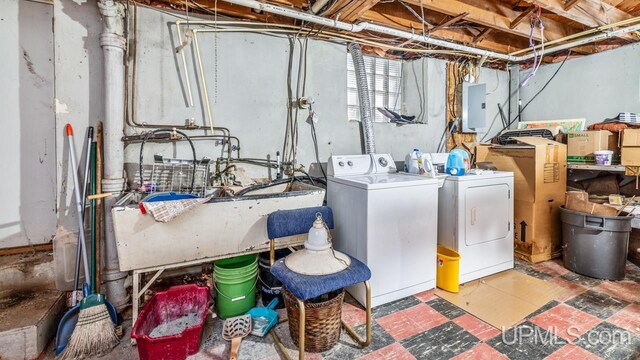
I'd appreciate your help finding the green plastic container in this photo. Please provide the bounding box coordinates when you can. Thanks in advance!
[214,255,258,319]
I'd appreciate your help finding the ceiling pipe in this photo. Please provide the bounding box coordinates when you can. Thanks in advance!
[220,0,640,62]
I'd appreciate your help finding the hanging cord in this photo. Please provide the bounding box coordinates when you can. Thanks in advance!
[521,5,544,86]
[316,213,351,270]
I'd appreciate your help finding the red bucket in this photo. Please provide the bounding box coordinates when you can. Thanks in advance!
[132,284,210,360]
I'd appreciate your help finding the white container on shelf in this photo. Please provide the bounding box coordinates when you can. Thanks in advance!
[594,150,614,165]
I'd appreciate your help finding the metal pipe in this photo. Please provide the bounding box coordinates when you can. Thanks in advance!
[98,0,130,311]
[219,0,640,62]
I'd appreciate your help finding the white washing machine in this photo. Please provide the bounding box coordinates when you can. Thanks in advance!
[438,172,514,284]
[327,154,439,307]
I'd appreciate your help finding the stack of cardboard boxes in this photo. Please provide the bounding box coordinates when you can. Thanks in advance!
[477,137,567,263]
[567,130,619,164]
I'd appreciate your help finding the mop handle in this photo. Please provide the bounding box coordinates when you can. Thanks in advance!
[66,125,91,296]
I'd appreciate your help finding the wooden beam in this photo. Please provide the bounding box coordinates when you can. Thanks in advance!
[520,0,634,29]
[0,243,53,256]
[362,4,530,53]
[510,6,536,29]
[402,0,583,41]
[429,12,468,33]
[472,28,493,44]
[563,0,581,10]
[339,0,382,22]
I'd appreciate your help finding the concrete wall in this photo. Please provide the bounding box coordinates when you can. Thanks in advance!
[2,1,509,247]
[520,43,640,125]
[128,5,509,176]
[0,0,57,248]
[402,58,510,151]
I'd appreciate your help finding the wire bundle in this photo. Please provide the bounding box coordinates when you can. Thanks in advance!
[521,5,545,86]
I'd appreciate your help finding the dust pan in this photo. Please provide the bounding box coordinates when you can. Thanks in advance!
[222,314,251,360]
[246,298,279,337]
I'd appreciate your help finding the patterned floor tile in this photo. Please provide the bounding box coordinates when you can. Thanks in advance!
[593,280,640,304]
[624,262,640,282]
[450,343,508,360]
[548,276,589,302]
[565,290,629,319]
[452,314,501,341]
[401,322,480,360]
[413,289,436,303]
[342,302,367,328]
[376,303,449,341]
[530,303,601,341]
[560,272,603,288]
[545,344,602,360]
[573,322,640,360]
[526,300,561,320]
[533,259,570,277]
[357,342,416,360]
[487,321,565,359]
[605,303,640,335]
[343,322,395,355]
[371,296,422,319]
[514,260,554,280]
[426,297,466,319]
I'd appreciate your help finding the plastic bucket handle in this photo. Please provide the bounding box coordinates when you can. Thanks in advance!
[584,215,606,231]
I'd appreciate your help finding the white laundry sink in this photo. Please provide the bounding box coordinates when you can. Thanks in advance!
[111,182,325,271]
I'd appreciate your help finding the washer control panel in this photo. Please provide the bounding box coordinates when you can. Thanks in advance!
[327,154,396,177]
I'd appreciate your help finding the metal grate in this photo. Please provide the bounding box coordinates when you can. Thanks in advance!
[141,155,211,196]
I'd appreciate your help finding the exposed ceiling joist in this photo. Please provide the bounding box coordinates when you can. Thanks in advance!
[521,0,634,28]
[510,6,537,29]
[472,28,493,43]
[339,0,382,22]
[401,0,583,41]
[430,12,468,33]
[564,0,581,10]
[362,3,529,54]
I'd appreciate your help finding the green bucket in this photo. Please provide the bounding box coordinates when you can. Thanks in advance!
[214,255,258,319]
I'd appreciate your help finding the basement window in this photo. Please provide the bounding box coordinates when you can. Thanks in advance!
[347,54,403,122]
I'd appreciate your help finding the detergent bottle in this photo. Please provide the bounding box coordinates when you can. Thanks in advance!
[446,149,471,176]
[404,149,422,174]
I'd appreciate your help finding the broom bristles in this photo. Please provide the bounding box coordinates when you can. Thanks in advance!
[58,304,119,360]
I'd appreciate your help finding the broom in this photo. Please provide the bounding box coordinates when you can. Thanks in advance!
[60,125,119,359]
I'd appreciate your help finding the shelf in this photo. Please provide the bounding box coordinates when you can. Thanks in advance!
[567,163,626,172]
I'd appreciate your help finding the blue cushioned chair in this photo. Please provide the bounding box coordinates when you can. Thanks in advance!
[266,206,372,360]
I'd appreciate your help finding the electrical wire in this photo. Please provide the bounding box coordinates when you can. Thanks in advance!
[395,0,434,28]
[484,50,572,142]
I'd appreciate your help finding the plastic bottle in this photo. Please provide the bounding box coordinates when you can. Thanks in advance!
[404,149,422,174]
[446,149,470,176]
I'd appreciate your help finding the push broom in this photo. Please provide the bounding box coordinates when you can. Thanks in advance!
[60,124,118,359]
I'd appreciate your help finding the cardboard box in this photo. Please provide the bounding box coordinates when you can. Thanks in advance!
[621,128,640,166]
[567,130,619,163]
[477,137,567,263]
[565,191,618,217]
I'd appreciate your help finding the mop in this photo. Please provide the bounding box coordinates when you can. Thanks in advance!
[58,124,118,359]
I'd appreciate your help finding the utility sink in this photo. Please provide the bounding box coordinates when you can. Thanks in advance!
[111,182,325,271]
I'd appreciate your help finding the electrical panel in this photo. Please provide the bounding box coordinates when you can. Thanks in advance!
[456,82,486,132]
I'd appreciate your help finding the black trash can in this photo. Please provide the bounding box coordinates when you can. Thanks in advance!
[560,206,631,280]
[258,249,291,309]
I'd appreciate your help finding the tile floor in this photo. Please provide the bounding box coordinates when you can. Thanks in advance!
[44,259,640,360]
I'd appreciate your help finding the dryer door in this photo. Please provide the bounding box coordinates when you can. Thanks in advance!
[465,183,510,246]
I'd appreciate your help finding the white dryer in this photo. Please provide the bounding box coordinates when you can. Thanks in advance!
[437,172,514,283]
[327,154,439,307]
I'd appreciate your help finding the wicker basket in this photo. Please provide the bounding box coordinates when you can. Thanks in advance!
[283,287,345,353]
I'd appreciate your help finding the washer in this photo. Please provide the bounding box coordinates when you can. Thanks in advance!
[437,172,514,283]
[327,154,439,307]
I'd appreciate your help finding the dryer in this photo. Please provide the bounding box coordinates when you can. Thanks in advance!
[327,154,439,307]
[437,172,514,283]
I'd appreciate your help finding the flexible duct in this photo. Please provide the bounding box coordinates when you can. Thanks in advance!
[348,43,376,154]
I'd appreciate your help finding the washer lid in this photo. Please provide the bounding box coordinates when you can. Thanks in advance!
[329,173,438,190]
